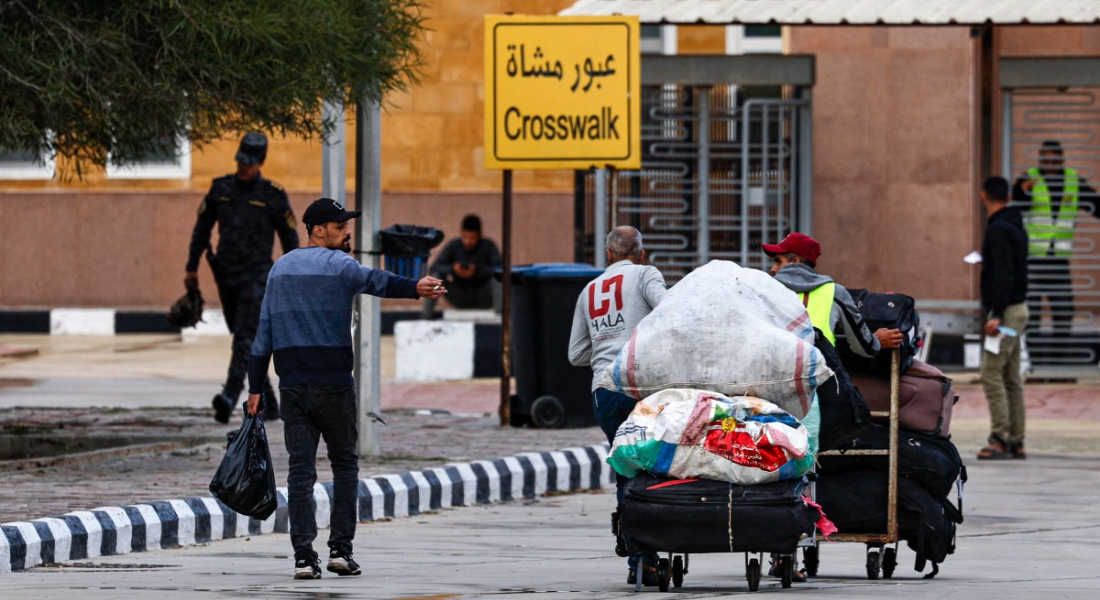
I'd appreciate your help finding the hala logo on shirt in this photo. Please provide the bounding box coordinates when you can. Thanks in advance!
[590,275,626,333]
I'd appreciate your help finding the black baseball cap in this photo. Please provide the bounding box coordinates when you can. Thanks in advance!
[303,198,361,229]
[235,132,268,166]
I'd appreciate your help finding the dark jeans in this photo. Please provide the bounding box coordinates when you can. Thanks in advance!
[593,388,655,571]
[220,279,271,401]
[282,383,359,559]
[1027,256,1074,335]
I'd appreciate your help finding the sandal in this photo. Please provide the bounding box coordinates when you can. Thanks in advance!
[977,435,1010,460]
[1009,441,1027,460]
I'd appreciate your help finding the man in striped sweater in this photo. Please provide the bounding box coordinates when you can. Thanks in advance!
[245,198,446,580]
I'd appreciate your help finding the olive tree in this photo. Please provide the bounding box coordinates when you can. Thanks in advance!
[0,0,425,176]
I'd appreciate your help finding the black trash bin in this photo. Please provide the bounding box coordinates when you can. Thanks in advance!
[509,263,605,429]
[379,224,445,279]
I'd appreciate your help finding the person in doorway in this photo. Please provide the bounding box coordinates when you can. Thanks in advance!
[764,232,902,357]
[1013,140,1098,336]
[977,176,1030,460]
[421,214,501,318]
[246,197,445,579]
[186,132,298,423]
[568,225,667,587]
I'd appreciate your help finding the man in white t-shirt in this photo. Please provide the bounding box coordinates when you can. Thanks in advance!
[568,225,666,586]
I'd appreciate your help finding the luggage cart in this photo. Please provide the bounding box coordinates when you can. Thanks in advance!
[810,349,902,579]
[616,453,821,592]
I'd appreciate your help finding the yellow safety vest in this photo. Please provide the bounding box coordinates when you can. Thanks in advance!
[1026,167,1079,258]
[801,282,836,345]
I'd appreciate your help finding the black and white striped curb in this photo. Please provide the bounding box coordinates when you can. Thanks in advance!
[0,445,613,573]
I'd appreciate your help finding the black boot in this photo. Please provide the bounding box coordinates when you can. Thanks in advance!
[212,393,232,424]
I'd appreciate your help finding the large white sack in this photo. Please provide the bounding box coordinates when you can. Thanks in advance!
[595,260,831,418]
[608,388,818,485]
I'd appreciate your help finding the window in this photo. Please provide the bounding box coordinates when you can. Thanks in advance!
[106,136,191,180]
[641,24,677,55]
[0,146,55,180]
[725,25,783,55]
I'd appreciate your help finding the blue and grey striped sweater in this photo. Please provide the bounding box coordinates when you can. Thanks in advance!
[247,246,419,393]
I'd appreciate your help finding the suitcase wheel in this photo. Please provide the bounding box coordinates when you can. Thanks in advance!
[746,557,761,592]
[882,546,898,579]
[656,558,670,592]
[779,555,795,589]
[803,545,819,577]
[866,547,883,580]
[672,555,685,588]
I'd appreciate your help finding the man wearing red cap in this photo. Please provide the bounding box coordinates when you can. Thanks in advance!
[763,233,902,357]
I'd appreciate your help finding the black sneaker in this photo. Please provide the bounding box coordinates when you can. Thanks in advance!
[212,394,232,424]
[327,550,361,576]
[294,555,321,580]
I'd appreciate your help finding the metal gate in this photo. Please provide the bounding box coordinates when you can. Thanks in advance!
[577,79,812,284]
[1003,86,1100,369]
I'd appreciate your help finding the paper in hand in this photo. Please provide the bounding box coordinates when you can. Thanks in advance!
[983,334,1001,355]
[964,251,983,265]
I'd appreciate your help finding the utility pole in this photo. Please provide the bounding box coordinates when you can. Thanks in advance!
[353,100,383,458]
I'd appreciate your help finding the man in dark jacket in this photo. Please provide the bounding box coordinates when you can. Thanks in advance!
[185,132,299,423]
[978,176,1030,460]
[421,214,501,317]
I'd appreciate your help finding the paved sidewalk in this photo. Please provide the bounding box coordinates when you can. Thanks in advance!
[1,334,1098,533]
[0,334,605,524]
[2,452,1099,598]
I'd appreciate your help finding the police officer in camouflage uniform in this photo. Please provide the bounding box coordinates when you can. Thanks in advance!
[185,132,299,423]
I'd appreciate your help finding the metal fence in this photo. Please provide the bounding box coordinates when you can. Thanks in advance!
[577,84,812,284]
[1003,88,1100,369]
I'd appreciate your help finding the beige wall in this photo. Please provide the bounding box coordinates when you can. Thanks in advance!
[6,15,1100,310]
[0,0,579,310]
[0,190,571,309]
[788,27,981,300]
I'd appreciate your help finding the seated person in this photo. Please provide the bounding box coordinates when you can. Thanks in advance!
[421,214,501,318]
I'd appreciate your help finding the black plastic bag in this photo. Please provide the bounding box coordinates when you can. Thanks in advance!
[209,412,277,520]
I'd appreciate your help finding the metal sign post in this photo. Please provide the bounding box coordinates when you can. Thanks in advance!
[484,15,640,426]
[499,169,513,425]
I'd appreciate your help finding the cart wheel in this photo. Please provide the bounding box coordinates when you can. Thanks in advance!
[803,545,819,577]
[672,555,684,588]
[746,558,761,592]
[882,547,897,579]
[779,556,794,589]
[866,549,882,580]
[530,395,565,428]
[656,558,670,592]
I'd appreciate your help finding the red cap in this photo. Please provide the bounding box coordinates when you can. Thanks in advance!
[762,233,822,265]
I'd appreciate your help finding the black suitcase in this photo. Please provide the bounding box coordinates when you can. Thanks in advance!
[812,327,874,451]
[620,473,818,555]
[817,469,962,575]
[817,425,966,499]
